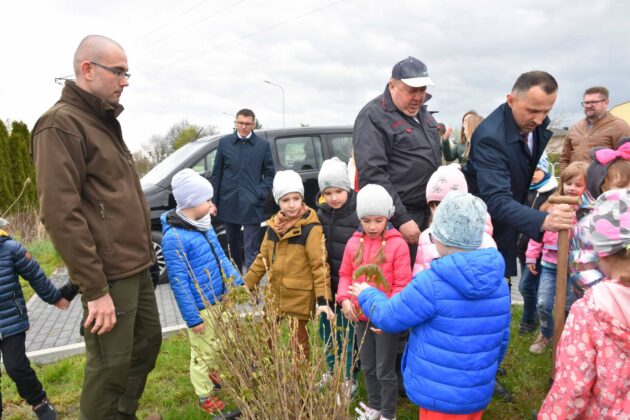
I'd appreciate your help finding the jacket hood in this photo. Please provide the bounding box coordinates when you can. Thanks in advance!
[431,248,505,299]
[590,281,630,351]
[161,210,199,234]
[268,206,319,232]
[534,175,558,193]
[0,230,11,244]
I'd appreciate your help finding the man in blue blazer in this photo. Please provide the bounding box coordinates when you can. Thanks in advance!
[211,109,276,271]
[464,71,574,279]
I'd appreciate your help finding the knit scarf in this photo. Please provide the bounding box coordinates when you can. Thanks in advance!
[273,205,308,237]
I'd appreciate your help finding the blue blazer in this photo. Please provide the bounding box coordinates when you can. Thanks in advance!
[0,234,61,339]
[161,211,243,328]
[358,248,511,414]
[464,103,551,276]
[211,132,275,224]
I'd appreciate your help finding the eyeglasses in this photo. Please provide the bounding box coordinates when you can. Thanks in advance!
[581,99,606,107]
[91,61,131,79]
[235,121,253,127]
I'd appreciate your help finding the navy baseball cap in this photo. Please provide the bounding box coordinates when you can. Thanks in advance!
[391,56,434,88]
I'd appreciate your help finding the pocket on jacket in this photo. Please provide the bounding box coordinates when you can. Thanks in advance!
[279,277,314,316]
[96,201,113,252]
[13,291,25,319]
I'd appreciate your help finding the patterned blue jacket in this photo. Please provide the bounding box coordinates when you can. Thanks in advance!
[0,233,61,339]
[358,248,511,414]
[161,211,243,328]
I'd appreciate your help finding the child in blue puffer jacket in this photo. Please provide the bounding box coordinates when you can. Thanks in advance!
[351,191,511,419]
[161,169,243,414]
[0,219,69,420]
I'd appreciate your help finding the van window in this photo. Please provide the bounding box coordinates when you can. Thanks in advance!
[276,136,323,171]
[329,134,353,163]
[191,149,217,179]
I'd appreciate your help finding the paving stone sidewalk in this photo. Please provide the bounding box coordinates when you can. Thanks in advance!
[20,266,521,365]
[23,267,185,364]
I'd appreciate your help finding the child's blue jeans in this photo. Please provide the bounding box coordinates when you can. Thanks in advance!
[537,264,576,339]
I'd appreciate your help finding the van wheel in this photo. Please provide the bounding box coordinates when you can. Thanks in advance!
[151,231,168,285]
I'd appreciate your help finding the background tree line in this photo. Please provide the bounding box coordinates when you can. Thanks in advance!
[0,119,38,213]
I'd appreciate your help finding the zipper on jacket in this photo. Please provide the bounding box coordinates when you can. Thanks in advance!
[97,201,113,252]
[13,291,25,318]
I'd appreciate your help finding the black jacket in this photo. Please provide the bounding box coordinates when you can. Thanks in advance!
[464,103,552,276]
[317,190,359,296]
[353,85,441,227]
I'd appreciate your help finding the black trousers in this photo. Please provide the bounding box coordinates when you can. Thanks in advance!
[0,332,47,415]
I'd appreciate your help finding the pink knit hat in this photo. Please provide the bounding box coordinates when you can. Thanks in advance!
[426,163,468,203]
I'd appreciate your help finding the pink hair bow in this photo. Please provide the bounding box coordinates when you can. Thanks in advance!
[594,142,630,165]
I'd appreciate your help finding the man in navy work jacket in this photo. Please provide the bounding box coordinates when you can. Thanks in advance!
[464,71,575,280]
[211,108,275,271]
[353,56,442,263]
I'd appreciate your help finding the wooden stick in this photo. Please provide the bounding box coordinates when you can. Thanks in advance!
[548,195,580,378]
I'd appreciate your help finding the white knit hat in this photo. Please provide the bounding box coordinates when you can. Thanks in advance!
[356,184,395,219]
[318,157,352,192]
[171,168,214,210]
[272,170,304,203]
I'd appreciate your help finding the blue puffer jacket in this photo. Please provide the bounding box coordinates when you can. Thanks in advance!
[0,233,61,339]
[161,211,243,328]
[358,248,511,414]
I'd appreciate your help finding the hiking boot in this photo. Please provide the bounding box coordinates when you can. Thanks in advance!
[32,398,57,420]
[355,401,381,420]
[529,333,551,354]
[493,379,513,402]
[518,322,538,335]
[200,396,225,414]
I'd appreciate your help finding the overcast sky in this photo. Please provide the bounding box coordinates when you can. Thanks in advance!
[1,0,628,152]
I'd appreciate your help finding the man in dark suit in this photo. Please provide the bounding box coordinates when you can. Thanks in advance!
[464,71,574,279]
[211,109,275,271]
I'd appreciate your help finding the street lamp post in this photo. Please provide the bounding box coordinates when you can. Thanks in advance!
[264,80,285,128]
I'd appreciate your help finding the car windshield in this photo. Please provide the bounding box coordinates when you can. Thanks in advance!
[140,140,212,189]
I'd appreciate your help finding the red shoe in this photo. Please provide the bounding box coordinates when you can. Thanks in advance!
[199,396,225,413]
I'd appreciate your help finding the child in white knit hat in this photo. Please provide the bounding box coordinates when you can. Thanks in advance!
[244,170,334,358]
[336,184,412,420]
[316,157,360,396]
[161,168,244,414]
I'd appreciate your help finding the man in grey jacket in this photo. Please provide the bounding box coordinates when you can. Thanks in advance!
[353,56,441,261]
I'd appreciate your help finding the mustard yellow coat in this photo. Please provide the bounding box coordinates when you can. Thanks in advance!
[244,207,332,320]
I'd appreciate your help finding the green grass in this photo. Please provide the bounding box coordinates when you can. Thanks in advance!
[1,306,552,419]
[19,240,64,301]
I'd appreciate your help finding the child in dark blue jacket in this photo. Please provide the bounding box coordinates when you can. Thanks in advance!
[351,191,511,419]
[161,169,243,414]
[0,219,69,420]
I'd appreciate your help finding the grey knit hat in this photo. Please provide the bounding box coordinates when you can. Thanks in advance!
[171,168,213,210]
[273,170,304,203]
[356,184,395,219]
[432,190,486,251]
[318,157,351,192]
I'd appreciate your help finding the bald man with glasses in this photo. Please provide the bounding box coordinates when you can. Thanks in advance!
[559,86,630,172]
[31,35,162,420]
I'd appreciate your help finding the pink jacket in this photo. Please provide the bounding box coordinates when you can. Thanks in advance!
[413,213,496,275]
[539,280,630,419]
[526,230,559,266]
[337,227,411,321]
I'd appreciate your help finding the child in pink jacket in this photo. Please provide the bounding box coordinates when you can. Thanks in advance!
[539,188,630,419]
[525,161,587,354]
[337,184,411,420]
[413,164,496,274]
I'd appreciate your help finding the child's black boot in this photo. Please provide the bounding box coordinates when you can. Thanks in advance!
[32,398,57,420]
